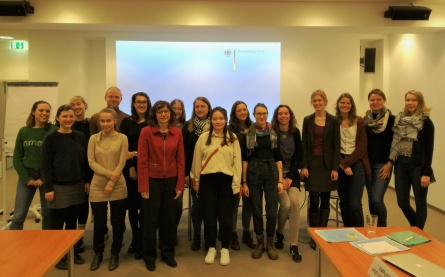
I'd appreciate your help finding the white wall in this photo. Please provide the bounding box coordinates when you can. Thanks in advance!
[0,28,444,211]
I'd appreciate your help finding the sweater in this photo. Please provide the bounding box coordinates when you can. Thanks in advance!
[88,132,128,202]
[13,125,57,183]
[41,131,86,192]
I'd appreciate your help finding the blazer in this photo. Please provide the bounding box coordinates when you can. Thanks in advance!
[301,112,340,171]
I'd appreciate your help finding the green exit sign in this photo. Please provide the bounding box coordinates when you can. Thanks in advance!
[10,41,25,49]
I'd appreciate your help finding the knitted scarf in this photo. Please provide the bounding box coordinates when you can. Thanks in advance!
[246,122,277,156]
[193,117,210,136]
[388,112,425,162]
[364,108,391,134]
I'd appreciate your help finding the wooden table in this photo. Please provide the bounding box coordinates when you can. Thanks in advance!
[0,230,84,277]
[308,226,445,277]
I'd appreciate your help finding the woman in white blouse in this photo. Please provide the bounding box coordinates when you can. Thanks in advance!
[191,107,241,266]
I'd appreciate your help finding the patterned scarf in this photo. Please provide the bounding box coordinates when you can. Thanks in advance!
[388,112,425,162]
[193,117,210,136]
[246,122,277,156]
[364,108,391,134]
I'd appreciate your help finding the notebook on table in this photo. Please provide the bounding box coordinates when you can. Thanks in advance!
[382,253,445,277]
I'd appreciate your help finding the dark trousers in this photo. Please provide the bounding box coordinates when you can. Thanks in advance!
[124,174,142,241]
[200,173,234,248]
[191,189,203,236]
[50,204,80,230]
[141,177,177,262]
[365,163,391,226]
[91,199,126,255]
[394,156,429,230]
[338,161,365,227]
[77,191,89,225]
[246,159,278,237]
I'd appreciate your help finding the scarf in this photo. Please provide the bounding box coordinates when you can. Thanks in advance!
[246,122,277,156]
[388,112,425,162]
[364,108,391,134]
[193,117,210,136]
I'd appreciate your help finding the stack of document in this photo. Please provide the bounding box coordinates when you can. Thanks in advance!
[350,237,410,256]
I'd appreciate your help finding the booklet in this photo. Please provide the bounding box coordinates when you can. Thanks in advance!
[315,228,368,243]
[386,231,431,247]
[350,237,410,256]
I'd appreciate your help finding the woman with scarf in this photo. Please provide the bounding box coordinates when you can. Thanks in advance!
[389,90,435,230]
[301,90,340,250]
[183,96,212,251]
[364,89,395,227]
[242,103,283,261]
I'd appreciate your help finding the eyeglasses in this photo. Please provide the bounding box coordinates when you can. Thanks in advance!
[156,110,170,115]
[255,112,268,117]
[135,101,148,105]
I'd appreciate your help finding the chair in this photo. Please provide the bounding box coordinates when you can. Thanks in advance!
[182,184,192,241]
[328,191,342,227]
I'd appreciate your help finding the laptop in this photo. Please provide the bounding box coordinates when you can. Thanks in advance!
[383,253,445,277]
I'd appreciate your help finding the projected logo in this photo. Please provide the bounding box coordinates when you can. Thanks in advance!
[224,49,232,57]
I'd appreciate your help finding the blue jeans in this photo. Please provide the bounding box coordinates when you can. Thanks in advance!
[246,159,278,237]
[10,168,51,230]
[394,156,428,230]
[365,163,391,227]
[338,161,365,227]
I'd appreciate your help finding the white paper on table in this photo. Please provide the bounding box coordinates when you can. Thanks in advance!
[357,241,401,255]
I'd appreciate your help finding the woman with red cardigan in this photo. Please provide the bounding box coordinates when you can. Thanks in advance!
[138,100,185,272]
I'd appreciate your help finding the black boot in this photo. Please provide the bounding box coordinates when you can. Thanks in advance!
[290,245,302,263]
[274,231,284,250]
[320,209,330,227]
[191,234,201,251]
[108,254,119,271]
[308,211,320,250]
[90,253,103,271]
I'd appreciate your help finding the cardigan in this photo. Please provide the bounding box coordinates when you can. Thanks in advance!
[339,116,371,179]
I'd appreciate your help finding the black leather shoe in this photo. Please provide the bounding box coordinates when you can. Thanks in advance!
[90,253,103,271]
[55,258,68,270]
[310,238,316,250]
[108,254,119,271]
[162,256,177,268]
[145,260,156,271]
[74,253,85,265]
[275,232,284,250]
[191,234,201,251]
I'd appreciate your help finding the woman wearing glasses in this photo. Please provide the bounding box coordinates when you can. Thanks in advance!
[120,92,152,259]
[243,103,283,261]
[138,101,185,271]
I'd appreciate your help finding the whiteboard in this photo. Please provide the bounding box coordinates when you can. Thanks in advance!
[4,82,58,155]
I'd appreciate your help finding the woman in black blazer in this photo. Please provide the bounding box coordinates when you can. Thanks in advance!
[301,89,340,250]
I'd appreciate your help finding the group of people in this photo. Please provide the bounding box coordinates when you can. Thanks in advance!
[9,86,435,271]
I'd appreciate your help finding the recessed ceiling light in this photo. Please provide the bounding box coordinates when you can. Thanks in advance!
[0,36,14,40]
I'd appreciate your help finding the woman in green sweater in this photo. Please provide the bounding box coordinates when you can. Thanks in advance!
[10,100,56,230]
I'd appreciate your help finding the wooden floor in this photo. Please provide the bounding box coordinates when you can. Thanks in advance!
[1,167,444,277]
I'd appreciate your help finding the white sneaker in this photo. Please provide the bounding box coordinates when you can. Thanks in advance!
[205,247,217,264]
[220,248,230,266]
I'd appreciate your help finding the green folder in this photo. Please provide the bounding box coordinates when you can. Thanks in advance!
[387,231,431,246]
